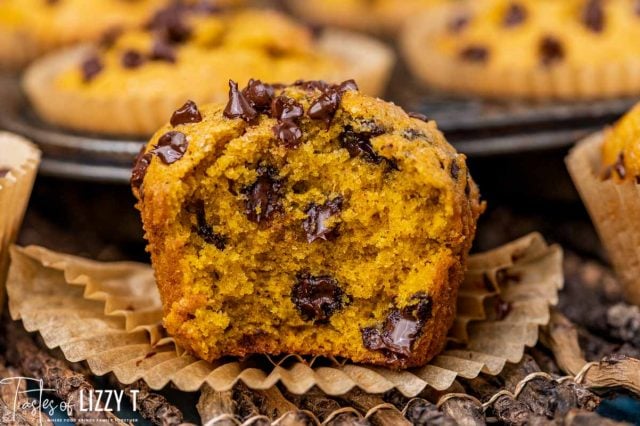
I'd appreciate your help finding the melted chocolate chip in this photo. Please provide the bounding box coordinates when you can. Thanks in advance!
[450,161,461,181]
[303,196,343,243]
[503,3,527,27]
[243,79,275,112]
[242,166,283,224]
[81,56,103,82]
[361,295,432,360]
[271,96,304,121]
[224,80,258,122]
[131,148,152,190]
[122,49,145,69]
[539,36,565,66]
[291,272,345,322]
[150,39,177,63]
[408,112,430,122]
[614,153,627,179]
[448,15,470,33]
[339,126,386,165]
[273,120,303,148]
[583,0,605,33]
[190,200,227,250]
[171,100,203,126]
[151,131,189,164]
[459,46,489,62]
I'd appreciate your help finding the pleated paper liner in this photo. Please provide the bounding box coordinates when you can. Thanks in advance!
[567,132,640,306]
[0,132,40,309]
[7,233,562,397]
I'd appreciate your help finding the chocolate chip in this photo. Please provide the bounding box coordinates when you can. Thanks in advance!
[403,129,426,140]
[448,15,470,33]
[291,272,345,322]
[242,166,283,224]
[539,36,565,66]
[294,80,331,92]
[171,100,203,127]
[151,131,189,164]
[271,96,304,121]
[243,79,275,112]
[450,161,461,181]
[503,3,527,27]
[339,126,385,165]
[190,200,227,250]
[224,80,258,122]
[459,45,489,63]
[583,0,604,32]
[81,56,103,82]
[147,5,192,44]
[122,49,145,69]
[308,89,341,128]
[408,112,430,122]
[0,168,11,177]
[337,79,359,92]
[614,153,626,179]
[150,39,176,63]
[99,27,122,48]
[273,120,303,148]
[361,295,432,360]
[303,196,343,243]
[131,147,152,190]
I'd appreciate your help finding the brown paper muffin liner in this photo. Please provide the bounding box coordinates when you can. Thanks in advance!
[567,132,640,306]
[401,5,640,100]
[7,233,562,396]
[22,29,394,136]
[0,132,41,308]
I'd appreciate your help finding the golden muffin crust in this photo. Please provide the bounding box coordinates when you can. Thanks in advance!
[0,0,167,69]
[133,80,483,369]
[23,5,393,136]
[286,0,450,34]
[402,0,640,99]
[601,103,640,183]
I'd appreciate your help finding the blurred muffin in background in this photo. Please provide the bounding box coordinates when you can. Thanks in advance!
[285,0,450,34]
[402,0,640,100]
[0,0,172,70]
[567,104,640,306]
[23,4,394,136]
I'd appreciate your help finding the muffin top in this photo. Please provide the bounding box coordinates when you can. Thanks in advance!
[54,5,347,100]
[428,0,640,70]
[601,103,640,183]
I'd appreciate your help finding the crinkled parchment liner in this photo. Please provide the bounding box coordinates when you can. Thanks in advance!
[0,132,40,308]
[7,233,562,397]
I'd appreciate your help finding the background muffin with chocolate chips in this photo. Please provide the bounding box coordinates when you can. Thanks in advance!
[22,4,393,136]
[402,0,640,99]
[133,79,484,369]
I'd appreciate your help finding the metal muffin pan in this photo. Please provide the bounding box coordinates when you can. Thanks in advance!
[0,73,635,184]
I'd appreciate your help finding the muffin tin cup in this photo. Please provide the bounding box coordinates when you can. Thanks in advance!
[22,29,394,137]
[567,132,640,306]
[401,5,640,100]
[7,233,562,397]
[0,132,41,309]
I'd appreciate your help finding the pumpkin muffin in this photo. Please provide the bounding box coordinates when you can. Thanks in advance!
[23,6,393,136]
[402,0,640,100]
[0,0,169,70]
[567,103,640,306]
[132,79,483,368]
[286,0,450,34]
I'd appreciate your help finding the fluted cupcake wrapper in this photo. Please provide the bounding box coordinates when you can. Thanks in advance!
[567,132,640,306]
[23,29,394,137]
[7,233,562,397]
[0,132,41,309]
[401,5,640,100]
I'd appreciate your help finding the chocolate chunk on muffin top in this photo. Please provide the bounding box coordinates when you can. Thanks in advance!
[133,79,483,368]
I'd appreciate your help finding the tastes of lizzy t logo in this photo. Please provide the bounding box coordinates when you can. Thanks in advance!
[0,376,139,424]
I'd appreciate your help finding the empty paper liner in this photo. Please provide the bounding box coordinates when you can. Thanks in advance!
[7,233,562,397]
[0,132,40,308]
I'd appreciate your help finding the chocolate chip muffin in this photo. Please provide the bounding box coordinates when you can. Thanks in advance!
[133,80,483,368]
[23,5,393,136]
[402,0,640,99]
[0,0,168,70]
